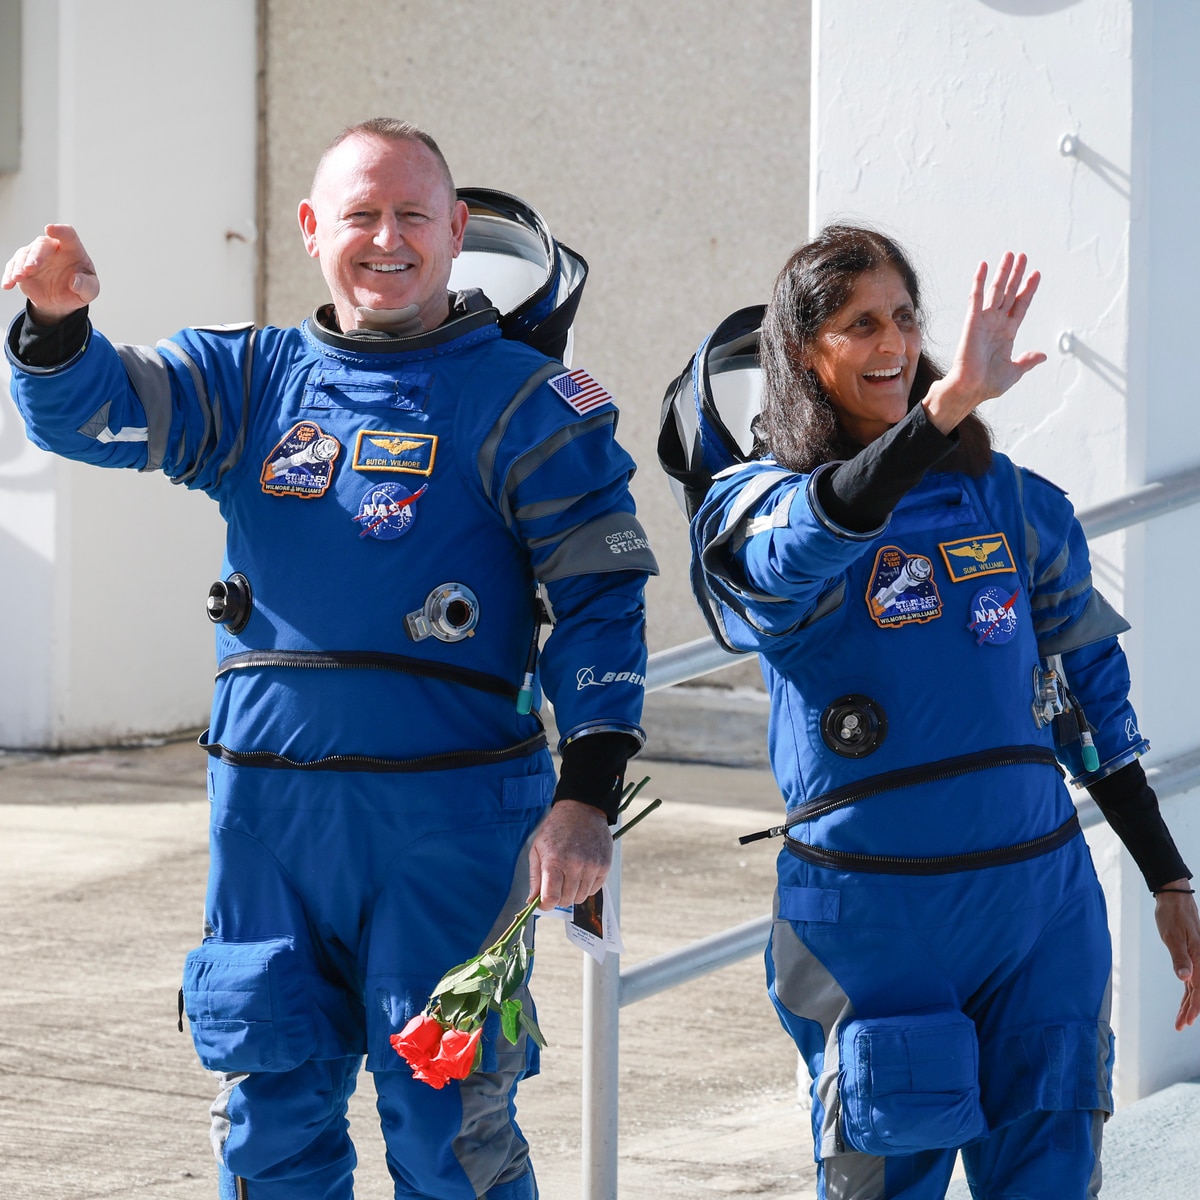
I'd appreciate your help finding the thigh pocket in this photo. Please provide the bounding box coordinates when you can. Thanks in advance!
[182,936,318,1073]
[838,1009,988,1156]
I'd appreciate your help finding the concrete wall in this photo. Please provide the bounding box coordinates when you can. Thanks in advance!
[0,0,255,747]
[258,0,810,673]
[812,0,1199,1102]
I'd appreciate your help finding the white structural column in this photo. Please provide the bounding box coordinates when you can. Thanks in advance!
[0,0,255,747]
[811,0,1199,1102]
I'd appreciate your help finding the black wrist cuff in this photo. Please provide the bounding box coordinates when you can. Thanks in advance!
[554,731,641,824]
[15,303,91,368]
[1087,760,1192,892]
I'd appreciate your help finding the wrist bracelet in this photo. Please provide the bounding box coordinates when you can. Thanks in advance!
[1153,886,1196,896]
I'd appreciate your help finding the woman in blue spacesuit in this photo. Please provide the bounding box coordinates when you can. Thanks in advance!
[690,226,1200,1200]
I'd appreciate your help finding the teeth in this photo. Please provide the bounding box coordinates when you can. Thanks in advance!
[366,263,409,273]
[863,368,902,379]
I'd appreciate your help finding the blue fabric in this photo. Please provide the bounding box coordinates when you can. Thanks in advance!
[8,304,653,1198]
[697,454,1127,1197]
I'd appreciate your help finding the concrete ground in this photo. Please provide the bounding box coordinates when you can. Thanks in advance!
[2,708,1196,1199]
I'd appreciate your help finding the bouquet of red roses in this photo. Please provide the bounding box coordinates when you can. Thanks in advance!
[390,779,659,1088]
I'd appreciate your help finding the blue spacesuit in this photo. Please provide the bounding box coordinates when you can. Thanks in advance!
[692,451,1146,1200]
[6,292,656,1200]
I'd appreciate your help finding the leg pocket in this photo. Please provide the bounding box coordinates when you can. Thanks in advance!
[838,1009,988,1156]
[182,936,319,1073]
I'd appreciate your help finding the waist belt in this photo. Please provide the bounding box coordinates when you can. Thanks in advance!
[199,729,547,774]
[742,744,1077,875]
[215,649,519,700]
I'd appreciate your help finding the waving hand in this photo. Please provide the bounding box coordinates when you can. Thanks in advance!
[2,224,100,323]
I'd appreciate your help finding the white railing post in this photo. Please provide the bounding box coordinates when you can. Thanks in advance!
[581,832,621,1200]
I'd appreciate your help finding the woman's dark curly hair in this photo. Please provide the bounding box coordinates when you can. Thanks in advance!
[754,224,991,475]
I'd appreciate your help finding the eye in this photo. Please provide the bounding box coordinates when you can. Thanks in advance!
[896,308,916,327]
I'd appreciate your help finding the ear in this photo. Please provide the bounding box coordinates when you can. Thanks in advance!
[448,199,469,259]
[298,200,319,259]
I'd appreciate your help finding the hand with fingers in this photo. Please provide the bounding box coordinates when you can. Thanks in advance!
[1,223,100,324]
[1153,883,1200,1031]
[527,799,613,912]
[923,252,1047,435]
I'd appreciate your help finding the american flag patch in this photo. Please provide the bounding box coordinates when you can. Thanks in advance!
[547,369,614,415]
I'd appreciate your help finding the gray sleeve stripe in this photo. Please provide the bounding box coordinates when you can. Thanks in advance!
[1035,540,1071,588]
[1037,590,1131,656]
[215,326,256,484]
[114,343,175,472]
[152,339,214,480]
[535,512,658,581]
[499,411,616,527]
[525,519,586,551]
[513,493,588,522]
[704,468,794,558]
[477,361,566,500]
[1031,574,1092,611]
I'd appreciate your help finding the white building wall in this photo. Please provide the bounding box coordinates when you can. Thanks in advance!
[812,0,1199,1102]
[0,0,254,747]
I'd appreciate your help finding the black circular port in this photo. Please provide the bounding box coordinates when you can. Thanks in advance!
[820,694,887,758]
[205,573,253,635]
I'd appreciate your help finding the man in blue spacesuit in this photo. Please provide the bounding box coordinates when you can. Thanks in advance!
[3,118,657,1200]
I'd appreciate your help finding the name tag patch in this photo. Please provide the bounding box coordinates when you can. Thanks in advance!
[260,421,340,498]
[938,533,1016,583]
[352,430,438,476]
[865,545,942,628]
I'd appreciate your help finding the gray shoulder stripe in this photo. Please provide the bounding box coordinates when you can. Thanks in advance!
[215,327,256,484]
[477,361,565,500]
[1035,540,1071,587]
[114,343,175,470]
[499,411,616,528]
[535,511,658,582]
[525,518,586,552]
[1037,590,1131,657]
[153,339,215,478]
[1031,573,1092,611]
[706,469,793,557]
[513,493,588,523]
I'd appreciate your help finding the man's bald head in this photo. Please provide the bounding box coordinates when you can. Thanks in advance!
[310,118,456,210]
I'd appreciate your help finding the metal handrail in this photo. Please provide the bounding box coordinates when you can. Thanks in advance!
[581,463,1200,1200]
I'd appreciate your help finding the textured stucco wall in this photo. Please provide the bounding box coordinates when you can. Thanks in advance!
[812,0,1200,1102]
[260,0,810,670]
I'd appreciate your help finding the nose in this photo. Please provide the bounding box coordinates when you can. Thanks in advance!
[373,215,403,253]
[877,320,907,355]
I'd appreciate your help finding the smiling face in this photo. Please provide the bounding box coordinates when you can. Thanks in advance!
[298,133,468,332]
[804,266,922,444]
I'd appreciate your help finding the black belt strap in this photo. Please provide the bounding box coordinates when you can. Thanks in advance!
[199,729,547,775]
[784,812,1082,876]
[215,649,518,700]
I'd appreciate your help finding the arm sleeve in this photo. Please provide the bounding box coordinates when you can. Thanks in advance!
[479,366,657,815]
[816,402,956,531]
[1087,760,1191,892]
[1018,468,1148,782]
[6,310,263,496]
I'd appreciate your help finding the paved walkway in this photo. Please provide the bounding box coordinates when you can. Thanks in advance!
[1,735,1194,1198]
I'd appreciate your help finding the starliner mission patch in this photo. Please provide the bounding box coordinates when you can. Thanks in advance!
[260,421,340,498]
[352,430,438,476]
[865,545,943,628]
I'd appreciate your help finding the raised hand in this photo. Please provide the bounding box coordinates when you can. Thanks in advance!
[1,223,100,323]
[923,252,1046,434]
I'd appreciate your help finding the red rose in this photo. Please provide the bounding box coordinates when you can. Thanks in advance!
[390,1013,481,1089]
[433,1025,482,1081]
